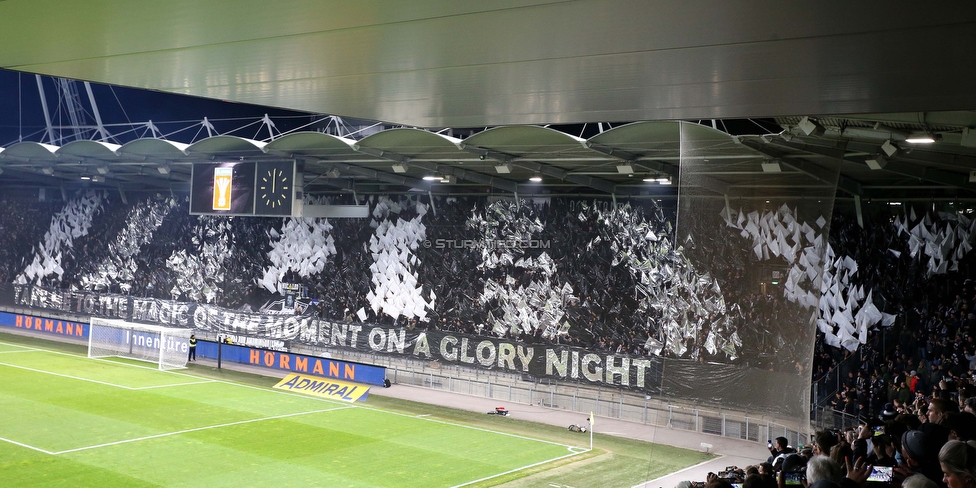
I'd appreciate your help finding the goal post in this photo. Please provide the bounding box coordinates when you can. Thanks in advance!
[88,317,194,370]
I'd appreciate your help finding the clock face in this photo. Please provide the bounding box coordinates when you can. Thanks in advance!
[255,162,294,215]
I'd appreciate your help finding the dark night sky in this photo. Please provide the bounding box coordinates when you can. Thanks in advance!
[0,68,324,147]
[0,68,781,148]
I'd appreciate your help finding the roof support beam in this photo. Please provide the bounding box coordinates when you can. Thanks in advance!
[778,139,976,193]
[333,163,427,189]
[743,139,862,196]
[409,161,519,193]
[461,144,624,194]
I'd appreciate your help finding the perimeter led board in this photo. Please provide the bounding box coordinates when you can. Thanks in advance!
[190,162,255,215]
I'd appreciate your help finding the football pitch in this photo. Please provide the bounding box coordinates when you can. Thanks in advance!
[0,335,710,487]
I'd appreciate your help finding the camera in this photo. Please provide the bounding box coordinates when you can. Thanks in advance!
[867,466,892,483]
[784,472,806,486]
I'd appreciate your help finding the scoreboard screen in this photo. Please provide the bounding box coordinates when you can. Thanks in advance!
[189,161,295,216]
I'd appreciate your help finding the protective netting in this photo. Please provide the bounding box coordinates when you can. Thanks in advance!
[88,317,192,370]
[667,122,840,417]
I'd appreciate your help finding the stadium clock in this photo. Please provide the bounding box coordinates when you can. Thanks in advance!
[254,161,296,216]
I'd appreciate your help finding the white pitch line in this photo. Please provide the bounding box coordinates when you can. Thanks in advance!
[450,449,586,488]
[0,436,56,455]
[0,360,134,390]
[130,380,217,390]
[0,349,40,354]
[53,406,353,455]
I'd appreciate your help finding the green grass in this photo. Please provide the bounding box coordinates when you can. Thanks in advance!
[0,332,712,487]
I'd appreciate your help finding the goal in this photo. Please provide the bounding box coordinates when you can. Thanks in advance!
[88,317,194,370]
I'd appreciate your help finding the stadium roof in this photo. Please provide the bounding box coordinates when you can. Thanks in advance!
[0,1,974,201]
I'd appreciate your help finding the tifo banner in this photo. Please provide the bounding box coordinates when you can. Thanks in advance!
[0,312,88,339]
[14,284,664,393]
[273,373,370,402]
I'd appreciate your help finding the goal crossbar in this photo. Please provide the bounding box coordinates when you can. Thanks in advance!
[88,317,193,370]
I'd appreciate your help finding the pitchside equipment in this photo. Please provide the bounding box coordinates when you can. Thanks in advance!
[88,317,193,370]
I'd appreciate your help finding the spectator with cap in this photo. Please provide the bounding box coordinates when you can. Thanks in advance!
[899,426,951,487]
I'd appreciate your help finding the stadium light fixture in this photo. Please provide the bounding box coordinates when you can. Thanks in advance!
[391,163,408,173]
[96,165,110,175]
[494,164,512,174]
[157,164,171,175]
[529,175,542,182]
[881,140,898,157]
[906,132,938,144]
[797,116,825,136]
[422,175,442,181]
[761,161,782,173]
[41,166,55,175]
[616,164,634,174]
[865,155,887,170]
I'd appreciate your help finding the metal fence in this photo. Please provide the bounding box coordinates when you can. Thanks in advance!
[320,345,809,449]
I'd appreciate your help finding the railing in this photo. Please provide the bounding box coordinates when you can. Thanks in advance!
[316,345,809,449]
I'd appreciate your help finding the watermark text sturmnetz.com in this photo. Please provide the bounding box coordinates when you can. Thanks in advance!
[423,238,552,250]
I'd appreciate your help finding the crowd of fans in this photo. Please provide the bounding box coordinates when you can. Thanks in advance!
[2,192,975,392]
[696,397,976,488]
[813,210,976,421]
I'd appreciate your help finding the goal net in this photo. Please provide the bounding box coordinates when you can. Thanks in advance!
[88,317,193,370]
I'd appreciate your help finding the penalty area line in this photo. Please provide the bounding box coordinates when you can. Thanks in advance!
[52,405,353,455]
[0,435,56,455]
[0,360,135,390]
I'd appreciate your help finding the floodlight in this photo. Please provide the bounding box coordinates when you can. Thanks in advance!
[865,155,887,170]
[41,166,55,175]
[529,176,542,182]
[761,161,782,173]
[96,165,110,175]
[391,164,408,173]
[616,164,634,174]
[906,132,938,144]
[494,164,512,174]
[157,164,171,175]
[798,116,825,136]
[881,140,898,157]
